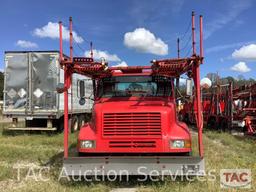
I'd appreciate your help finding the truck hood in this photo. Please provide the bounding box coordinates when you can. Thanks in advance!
[89,97,186,141]
[94,98,175,113]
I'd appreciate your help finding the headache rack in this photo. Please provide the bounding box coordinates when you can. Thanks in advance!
[59,12,205,176]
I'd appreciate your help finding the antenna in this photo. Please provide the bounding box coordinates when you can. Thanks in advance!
[59,21,63,62]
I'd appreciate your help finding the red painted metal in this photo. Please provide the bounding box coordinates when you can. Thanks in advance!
[192,11,196,55]
[69,17,73,61]
[194,61,204,157]
[59,21,63,62]
[78,99,191,154]
[199,15,204,63]
[193,81,256,135]
[64,70,70,158]
[233,83,256,135]
[59,12,205,159]
[103,112,162,137]
[59,21,69,158]
[177,38,180,58]
[90,42,93,58]
[61,56,204,156]
[229,82,233,128]
[69,17,74,129]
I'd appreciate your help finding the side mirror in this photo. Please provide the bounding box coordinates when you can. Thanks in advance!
[78,80,85,98]
[56,83,65,94]
[186,79,193,96]
[79,98,86,105]
[78,80,86,105]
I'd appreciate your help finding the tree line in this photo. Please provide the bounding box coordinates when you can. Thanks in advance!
[206,73,255,88]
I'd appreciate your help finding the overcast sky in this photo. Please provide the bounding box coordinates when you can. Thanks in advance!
[1,0,256,78]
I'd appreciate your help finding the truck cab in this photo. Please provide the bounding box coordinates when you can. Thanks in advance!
[78,74,191,155]
[60,13,205,176]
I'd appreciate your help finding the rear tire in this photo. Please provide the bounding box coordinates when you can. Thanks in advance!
[220,119,227,132]
[25,120,32,127]
[207,117,216,129]
[242,125,247,133]
[56,118,64,132]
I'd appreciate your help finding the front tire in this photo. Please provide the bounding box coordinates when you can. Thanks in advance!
[78,115,85,129]
[71,115,79,133]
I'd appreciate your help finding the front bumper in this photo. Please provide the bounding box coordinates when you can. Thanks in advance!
[63,156,205,176]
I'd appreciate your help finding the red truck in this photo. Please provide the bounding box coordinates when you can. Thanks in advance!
[58,13,205,176]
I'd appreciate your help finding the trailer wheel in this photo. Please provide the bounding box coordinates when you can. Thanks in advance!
[56,119,64,132]
[220,119,227,132]
[207,117,216,129]
[242,125,247,133]
[71,116,79,133]
[25,120,32,127]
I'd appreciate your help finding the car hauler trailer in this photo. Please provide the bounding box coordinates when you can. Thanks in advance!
[58,14,205,176]
[201,83,233,131]
[233,83,256,135]
[3,51,93,131]
[198,82,256,135]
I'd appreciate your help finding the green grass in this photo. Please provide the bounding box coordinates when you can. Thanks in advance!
[0,123,255,192]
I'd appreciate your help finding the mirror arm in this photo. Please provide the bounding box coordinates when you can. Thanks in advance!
[56,83,67,94]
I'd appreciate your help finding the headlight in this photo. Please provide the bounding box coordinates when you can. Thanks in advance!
[170,140,191,148]
[80,140,96,148]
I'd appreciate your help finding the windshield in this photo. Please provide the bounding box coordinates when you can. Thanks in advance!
[97,76,173,98]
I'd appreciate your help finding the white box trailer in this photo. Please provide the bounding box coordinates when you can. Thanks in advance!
[3,51,93,131]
